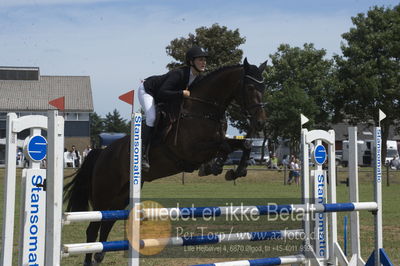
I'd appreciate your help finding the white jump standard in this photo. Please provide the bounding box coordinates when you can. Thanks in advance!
[0,111,64,266]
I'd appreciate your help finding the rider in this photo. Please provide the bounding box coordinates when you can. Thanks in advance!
[138,46,208,171]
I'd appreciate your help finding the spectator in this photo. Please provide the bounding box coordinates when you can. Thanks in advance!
[390,155,400,170]
[293,159,301,185]
[282,155,290,168]
[23,156,29,168]
[288,155,296,184]
[269,153,279,169]
[71,145,81,168]
[64,148,73,167]
[82,145,92,161]
[16,148,23,167]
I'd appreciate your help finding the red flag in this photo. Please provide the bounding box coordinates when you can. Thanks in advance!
[49,96,65,111]
[119,90,134,106]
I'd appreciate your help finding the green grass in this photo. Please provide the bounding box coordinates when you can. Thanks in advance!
[0,167,399,265]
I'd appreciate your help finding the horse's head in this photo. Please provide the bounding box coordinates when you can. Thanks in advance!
[237,58,267,132]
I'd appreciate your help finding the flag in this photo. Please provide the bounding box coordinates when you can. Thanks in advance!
[49,96,65,110]
[300,114,309,126]
[379,109,386,122]
[119,90,134,106]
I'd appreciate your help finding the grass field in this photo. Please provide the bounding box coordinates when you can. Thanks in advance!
[0,167,399,265]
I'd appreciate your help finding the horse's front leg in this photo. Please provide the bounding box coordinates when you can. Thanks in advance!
[225,139,252,181]
[198,139,244,177]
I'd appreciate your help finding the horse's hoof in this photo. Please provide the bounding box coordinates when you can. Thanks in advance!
[238,169,247,178]
[83,261,94,266]
[198,163,212,176]
[211,165,223,176]
[94,252,105,263]
[225,169,236,181]
[198,165,206,176]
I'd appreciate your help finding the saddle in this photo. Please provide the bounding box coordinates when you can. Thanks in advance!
[152,103,181,145]
[150,102,200,172]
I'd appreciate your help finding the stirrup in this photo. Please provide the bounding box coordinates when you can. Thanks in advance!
[142,157,150,172]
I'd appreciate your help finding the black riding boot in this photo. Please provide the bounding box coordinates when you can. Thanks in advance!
[141,125,153,172]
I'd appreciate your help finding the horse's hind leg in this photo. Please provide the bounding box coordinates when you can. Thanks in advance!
[84,221,101,266]
[93,220,117,263]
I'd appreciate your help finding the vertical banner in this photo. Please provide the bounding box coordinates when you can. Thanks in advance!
[313,141,328,262]
[313,169,328,260]
[374,127,383,265]
[128,112,142,266]
[21,133,48,266]
[21,169,46,265]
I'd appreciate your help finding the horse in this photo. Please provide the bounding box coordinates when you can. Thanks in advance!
[63,58,267,265]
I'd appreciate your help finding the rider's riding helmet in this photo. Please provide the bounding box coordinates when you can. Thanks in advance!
[185,46,208,66]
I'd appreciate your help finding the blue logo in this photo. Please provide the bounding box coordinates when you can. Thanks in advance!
[314,145,327,165]
[27,135,47,161]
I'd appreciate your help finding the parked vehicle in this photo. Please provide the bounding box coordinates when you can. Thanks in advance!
[342,140,371,167]
[342,139,398,167]
[224,138,269,165]
[335,150,343,166]
[385,140,399,165]
[225,150,243,165]
[249,138,269,164]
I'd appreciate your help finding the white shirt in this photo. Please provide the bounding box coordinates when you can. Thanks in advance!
[188,69,197,87]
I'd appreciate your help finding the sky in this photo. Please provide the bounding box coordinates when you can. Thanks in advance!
[1,0,399,135]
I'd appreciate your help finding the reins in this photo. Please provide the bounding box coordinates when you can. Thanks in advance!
[185,95,219,108]
[173,65,266,145]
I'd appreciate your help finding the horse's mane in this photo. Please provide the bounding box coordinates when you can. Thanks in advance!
[190,64,242,90]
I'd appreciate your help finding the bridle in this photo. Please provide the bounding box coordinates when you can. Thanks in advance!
[245,74,265,84]
[239,73,266,116]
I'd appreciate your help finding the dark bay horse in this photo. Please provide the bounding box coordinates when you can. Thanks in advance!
[64,58,267,265]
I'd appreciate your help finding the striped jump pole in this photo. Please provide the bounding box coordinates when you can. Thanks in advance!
[62,202,378,223]
[140,202,378,220]
[63,210,130,224]
[191,254,306,266]
[62,229,304,256]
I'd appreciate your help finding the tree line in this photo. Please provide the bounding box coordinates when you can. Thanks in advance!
[91,4,400,156]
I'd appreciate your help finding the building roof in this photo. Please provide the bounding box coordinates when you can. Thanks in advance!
[0,74,93,112]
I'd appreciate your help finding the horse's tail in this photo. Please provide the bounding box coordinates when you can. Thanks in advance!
[63,149,103,212]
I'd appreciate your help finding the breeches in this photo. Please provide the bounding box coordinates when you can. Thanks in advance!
[138,83,156,127]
